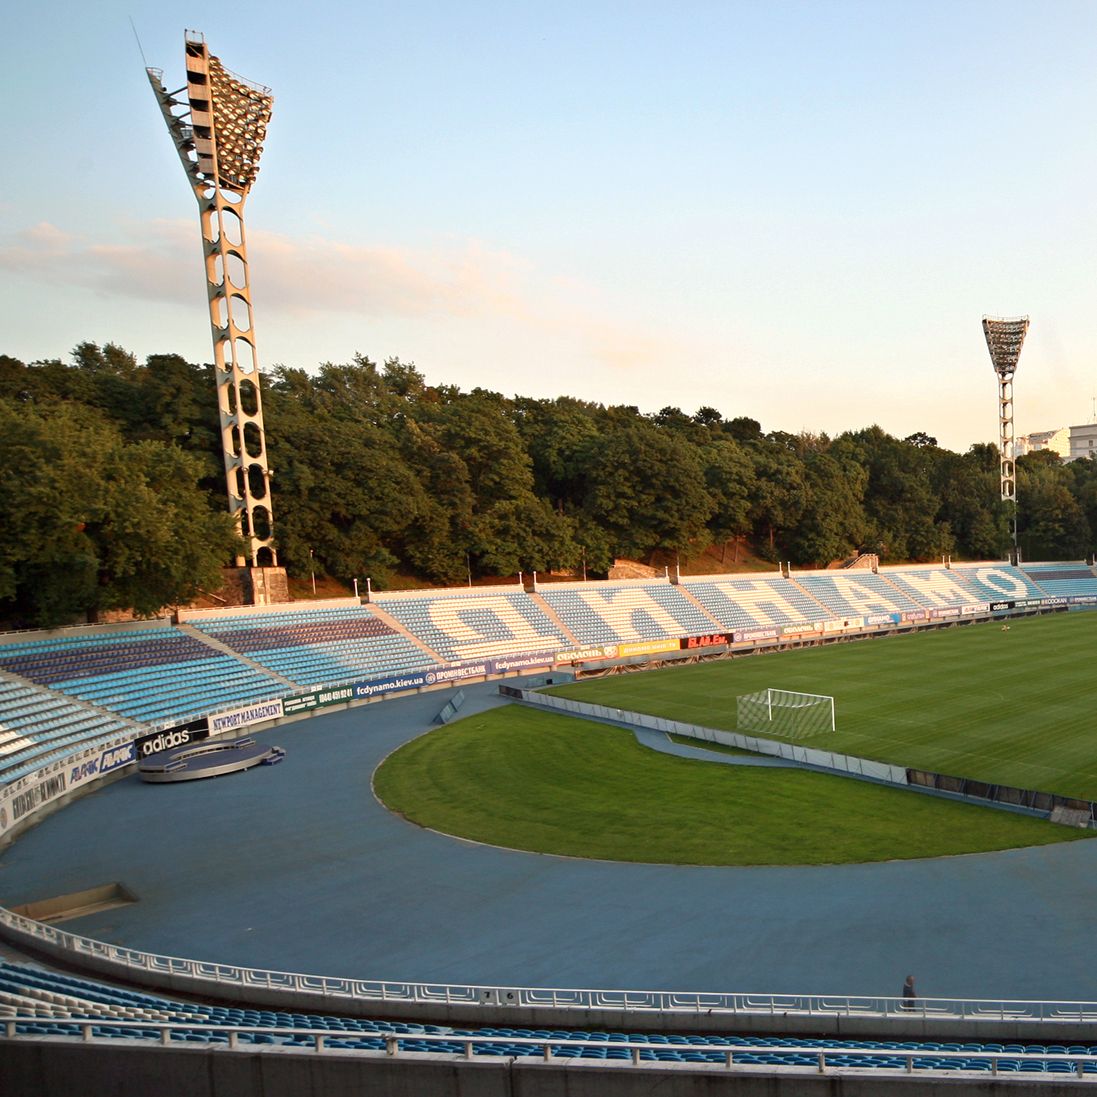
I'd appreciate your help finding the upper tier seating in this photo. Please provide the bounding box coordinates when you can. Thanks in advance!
[0,629,283,728]
[0,961,1089,1073]
[1021,563,1097,599]
[373,590,569,662]
[681,576,834,631]
[948,565,1047,603]
[796,572,924,617]
[538,582,718,646]
[191,606,434,687]
[0,678,134,784]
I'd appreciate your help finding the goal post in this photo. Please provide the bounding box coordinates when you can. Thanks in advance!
[736,689,835,739]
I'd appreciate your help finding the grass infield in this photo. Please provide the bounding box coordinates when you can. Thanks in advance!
[549,612,1097,801]
[372,705,1089,866]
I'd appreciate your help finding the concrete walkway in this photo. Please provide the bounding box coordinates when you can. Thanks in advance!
[2,679,1096,1005]
[631,726,796,767]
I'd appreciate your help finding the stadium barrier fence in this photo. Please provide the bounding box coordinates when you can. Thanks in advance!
[8,1018,1097,1079]
[500,686,909,785]
[5,903,1097,1037]
[907,769,1097,826]
[501,688,1097,830]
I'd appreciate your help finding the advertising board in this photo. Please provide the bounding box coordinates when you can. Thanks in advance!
[491,651,559,672]
[555,645,619,664]
[680,633,731,650]
[425,662,491,685]
[489,645,557,671]
[350,673,430,701]
[823,617,863,632]
[98,741,136,774]
[782,622,825,637]
[207,699,284,735]
[5,772,67,829]
[60,740,138,790]
[866,612,901,626]
[281,686,355,715]
[134,718,210,759]
[733,627,779,643]
[617,639,680,658]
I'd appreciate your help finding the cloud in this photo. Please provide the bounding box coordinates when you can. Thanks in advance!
[0,218,710,378]
[0,218,533,316]
[0,220,194,304]
[1,221,79,266]
[249,229,532,320]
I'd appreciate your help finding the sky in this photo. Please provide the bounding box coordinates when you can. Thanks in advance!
[2,1,1097,452]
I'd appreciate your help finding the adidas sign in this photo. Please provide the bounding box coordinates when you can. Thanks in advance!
[136,729,192,758]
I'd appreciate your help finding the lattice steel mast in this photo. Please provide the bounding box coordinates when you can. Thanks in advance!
[982,315,1029,556]
[147,32,276,567]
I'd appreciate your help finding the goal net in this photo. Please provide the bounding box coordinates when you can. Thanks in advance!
[736,689,835,739]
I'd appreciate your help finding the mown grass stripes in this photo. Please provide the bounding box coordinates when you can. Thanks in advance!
[373,704,1090,866]
[549,613,1097,800]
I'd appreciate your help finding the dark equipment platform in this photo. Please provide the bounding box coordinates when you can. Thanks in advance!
[138,736,285,783]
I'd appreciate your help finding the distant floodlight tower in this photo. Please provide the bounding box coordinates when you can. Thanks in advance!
[146,31,276,567]
[982,314,1029,555]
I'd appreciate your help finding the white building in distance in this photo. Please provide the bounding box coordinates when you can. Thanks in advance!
[1068,422,1097,462]
[1015,427,1070,459]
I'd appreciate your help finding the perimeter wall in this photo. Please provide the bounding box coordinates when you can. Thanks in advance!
[2,1040,1082,1097]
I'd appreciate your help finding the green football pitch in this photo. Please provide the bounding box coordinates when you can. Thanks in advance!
[548,611,1097,801]
[373,612,1097,865]
[373,704,1087,866]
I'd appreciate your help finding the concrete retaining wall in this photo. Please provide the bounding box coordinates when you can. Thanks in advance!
[1,1039,1077,1097]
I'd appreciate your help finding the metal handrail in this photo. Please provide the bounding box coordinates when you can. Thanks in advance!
[3,905,1097,1026]
[5,1019,1097,1076]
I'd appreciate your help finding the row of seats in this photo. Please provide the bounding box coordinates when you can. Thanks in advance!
[680,566,1068,631]
[0,630,217,686]
[800,573,924,616]
[0,678,135,783]
[50,657,282,726]
[681,578,832,630]
[237,639,434,688]
[0,961,1092,1073]
[193,607,398,650]
[0,718,123,780]
[537,585,718,646]
[950,566,1048,603]
[374,592,568,661]
[192,606,435,687]
[1021,564,1097,598]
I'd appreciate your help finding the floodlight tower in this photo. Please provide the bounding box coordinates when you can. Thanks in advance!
[982,315,1029,556]
[146,32,276,568]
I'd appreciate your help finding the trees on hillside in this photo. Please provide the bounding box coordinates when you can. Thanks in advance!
[579,420,713,559]
[1016,453,1090,561]
[0,341,1093,627]
[0,397,235,625]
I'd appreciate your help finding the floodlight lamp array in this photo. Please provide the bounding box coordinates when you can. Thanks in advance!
[183,37,272,196]
[201,56,272,193]
[982,315,1029,379]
